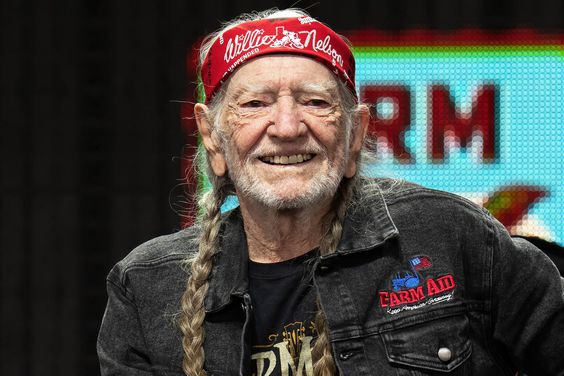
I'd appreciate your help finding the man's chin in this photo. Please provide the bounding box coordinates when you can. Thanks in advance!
[258,196,321,211]
[250,185,337,210]
[231,169,345,210]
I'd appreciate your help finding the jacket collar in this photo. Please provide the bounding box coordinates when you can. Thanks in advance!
[332,182,399,256]
[204,181,399,312]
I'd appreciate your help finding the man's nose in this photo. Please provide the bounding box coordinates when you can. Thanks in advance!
[266,97,307,139]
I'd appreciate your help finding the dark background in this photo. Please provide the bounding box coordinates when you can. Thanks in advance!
[1,0,562,375]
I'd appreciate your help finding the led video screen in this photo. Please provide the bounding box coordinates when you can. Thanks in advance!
[347,30,563,244]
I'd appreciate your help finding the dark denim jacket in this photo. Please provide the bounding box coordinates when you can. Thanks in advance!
[97,182,564,375]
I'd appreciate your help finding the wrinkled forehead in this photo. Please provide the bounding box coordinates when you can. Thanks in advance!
[222,54,341,99]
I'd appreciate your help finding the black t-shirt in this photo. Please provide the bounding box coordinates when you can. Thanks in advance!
[249,250,318,376]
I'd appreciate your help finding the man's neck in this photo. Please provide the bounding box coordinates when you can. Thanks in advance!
[238,196,332,263]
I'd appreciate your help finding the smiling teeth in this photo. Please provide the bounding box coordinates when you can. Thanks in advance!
[261,154,313,165]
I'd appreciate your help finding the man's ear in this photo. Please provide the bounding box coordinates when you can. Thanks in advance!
[345,105,369,178]
[194,103,227,177]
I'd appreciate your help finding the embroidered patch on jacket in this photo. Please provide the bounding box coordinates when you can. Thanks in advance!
[379,256,456,315]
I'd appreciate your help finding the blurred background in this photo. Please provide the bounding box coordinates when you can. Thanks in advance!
[1,0,562,375]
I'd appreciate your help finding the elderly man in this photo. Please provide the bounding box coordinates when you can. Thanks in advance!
[97,8,564,376]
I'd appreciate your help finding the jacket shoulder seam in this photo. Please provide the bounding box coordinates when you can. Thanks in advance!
[385,186,487,216]
[106,276,136,305]
[122,252,188,270]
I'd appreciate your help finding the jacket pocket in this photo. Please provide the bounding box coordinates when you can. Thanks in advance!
[381,313,472,375]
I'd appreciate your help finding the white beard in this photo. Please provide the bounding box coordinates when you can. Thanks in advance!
[224,142,348,210]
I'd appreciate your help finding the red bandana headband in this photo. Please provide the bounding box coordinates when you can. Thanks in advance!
[200,16,356,103]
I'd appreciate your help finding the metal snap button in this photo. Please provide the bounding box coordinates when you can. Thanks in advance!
[339,351,355,361]
[438,347,452,362]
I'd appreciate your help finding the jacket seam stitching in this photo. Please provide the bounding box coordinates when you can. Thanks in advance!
[330,304,469,340]
[121,253,188,276]
[385,188,484,216]
[107,278,136,305]
[484,213,513,374]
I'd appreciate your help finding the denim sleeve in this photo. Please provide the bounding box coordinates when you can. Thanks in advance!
[490,218,564,375]
[97,270,154,375]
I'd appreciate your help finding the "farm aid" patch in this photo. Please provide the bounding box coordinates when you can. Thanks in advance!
[379,256,457,315]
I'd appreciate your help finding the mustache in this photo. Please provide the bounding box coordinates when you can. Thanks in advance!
[247,142,327,159]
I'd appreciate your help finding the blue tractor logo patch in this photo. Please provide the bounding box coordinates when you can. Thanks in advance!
[392,256,433,291]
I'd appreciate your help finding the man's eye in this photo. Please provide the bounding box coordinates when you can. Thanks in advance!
[305,99,330,107]
[241,100,265,108]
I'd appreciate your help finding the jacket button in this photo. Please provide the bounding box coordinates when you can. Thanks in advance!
[437,347,452,362]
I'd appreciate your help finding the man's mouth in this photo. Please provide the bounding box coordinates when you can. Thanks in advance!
[259,153,314,165]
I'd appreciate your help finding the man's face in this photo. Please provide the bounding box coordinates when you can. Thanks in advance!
[216,55,356,209]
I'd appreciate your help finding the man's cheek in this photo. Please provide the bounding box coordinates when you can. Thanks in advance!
[224,135,252,163]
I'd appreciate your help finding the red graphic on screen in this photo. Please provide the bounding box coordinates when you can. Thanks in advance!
[430,84,497,163]
[484,186,547,228]
[361,85,413,163]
